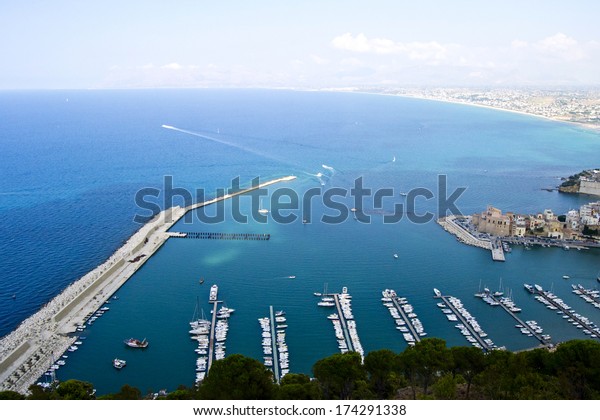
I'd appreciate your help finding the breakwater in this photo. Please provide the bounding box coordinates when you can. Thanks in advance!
[0,176,296,393]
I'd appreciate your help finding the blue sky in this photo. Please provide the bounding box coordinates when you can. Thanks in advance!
[1,1,599,88]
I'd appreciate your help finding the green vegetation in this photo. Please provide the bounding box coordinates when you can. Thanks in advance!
[6,339,600,400]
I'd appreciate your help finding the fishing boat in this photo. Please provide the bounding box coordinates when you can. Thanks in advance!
[113,358,127,369]
[124,338,148,348]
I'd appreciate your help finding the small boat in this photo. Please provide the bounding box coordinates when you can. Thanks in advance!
[399,192,407,197]
[209,285,218,302]
[199,277,204,285]
[393,254,399,259]
[562,275,570,280]
[258,198,269,215]
[124,338,148,348]
[287,275,296,279]
[433,288,441,297]
[113,359,126,369]
[275,310,286,316]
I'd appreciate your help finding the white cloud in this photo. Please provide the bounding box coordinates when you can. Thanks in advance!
[331,33,458,64]
[161,62,183,70]
[533,33,585,61]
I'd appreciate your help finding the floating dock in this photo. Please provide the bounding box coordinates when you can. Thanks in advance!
[475,290,551,346]
[526,284,600,339]
[172,232,271,241]
[434,289,496,351]
[258,306,289,383]
[381,289,427,346]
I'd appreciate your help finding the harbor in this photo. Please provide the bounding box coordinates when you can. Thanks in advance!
[0,175,296,394]
[316,287,364,361]
[525,284,600,339]
[381,289,427,346]
[434,288,497,351]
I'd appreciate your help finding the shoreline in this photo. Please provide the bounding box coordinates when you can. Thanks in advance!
[0,175,296,394]
[315,87,600,133]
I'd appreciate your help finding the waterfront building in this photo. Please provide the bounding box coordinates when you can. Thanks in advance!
[472,205,512,237]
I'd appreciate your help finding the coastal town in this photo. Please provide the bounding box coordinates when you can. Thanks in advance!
[439,200,600,263]
[345,87,600,128]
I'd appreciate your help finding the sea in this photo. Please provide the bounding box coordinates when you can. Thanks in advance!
[1,89,600,395]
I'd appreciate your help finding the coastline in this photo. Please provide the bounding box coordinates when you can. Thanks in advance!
[316,87,600,133]
[0,175,296,394]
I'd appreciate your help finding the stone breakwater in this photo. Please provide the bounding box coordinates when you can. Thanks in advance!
[437,216,492,250]
[0,176,296,394]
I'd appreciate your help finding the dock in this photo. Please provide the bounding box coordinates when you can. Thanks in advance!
[172,232,271,241]
[527,284,600,339]
[475,291,551,346]
[317,287,364,360]
[206,300,219,374]
[491,240,506,262]
[0,175,296,393]
[434,290,496,351]
[381,289,426,346]
[572,284,600,309]
[268,306,281,383]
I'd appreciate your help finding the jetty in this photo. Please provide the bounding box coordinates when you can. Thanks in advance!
[0,175,296,394]
[171,232,270,241]
[317,287,364,361]
[381,289,427,346]
[572,284,600,309]
[526,284,600,339]
[434,289,496,352]
[475,290,551,346]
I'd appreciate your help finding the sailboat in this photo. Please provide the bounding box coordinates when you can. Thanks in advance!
[259,198,269,215]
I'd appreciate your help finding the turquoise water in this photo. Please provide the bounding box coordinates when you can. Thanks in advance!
[1,89,600,395]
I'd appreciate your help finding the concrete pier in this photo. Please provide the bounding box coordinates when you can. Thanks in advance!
[268,306,280,384]
[0,175,296,393]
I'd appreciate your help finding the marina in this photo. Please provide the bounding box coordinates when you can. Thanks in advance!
[381,289,427,346]
[434,288,497,351]
[317,287,364,361]
[525,284,600,340]
[0,175,296,394]
[475,289,551,346]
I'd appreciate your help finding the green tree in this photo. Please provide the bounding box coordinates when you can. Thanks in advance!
[276,374,322,400]
[55,379,95,400]
[0,390,26,400]
[364,349,403,399]
[198,354,275,399]
[432,374,457,399]
[551,340,600,399]
[399,338,451,397]
[313,352,366,399]
[450,346,485,399]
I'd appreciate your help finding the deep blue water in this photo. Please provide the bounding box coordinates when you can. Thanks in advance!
[1,89,600,395]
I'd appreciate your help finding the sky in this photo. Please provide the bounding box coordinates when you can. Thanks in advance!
[1,0,600,89]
